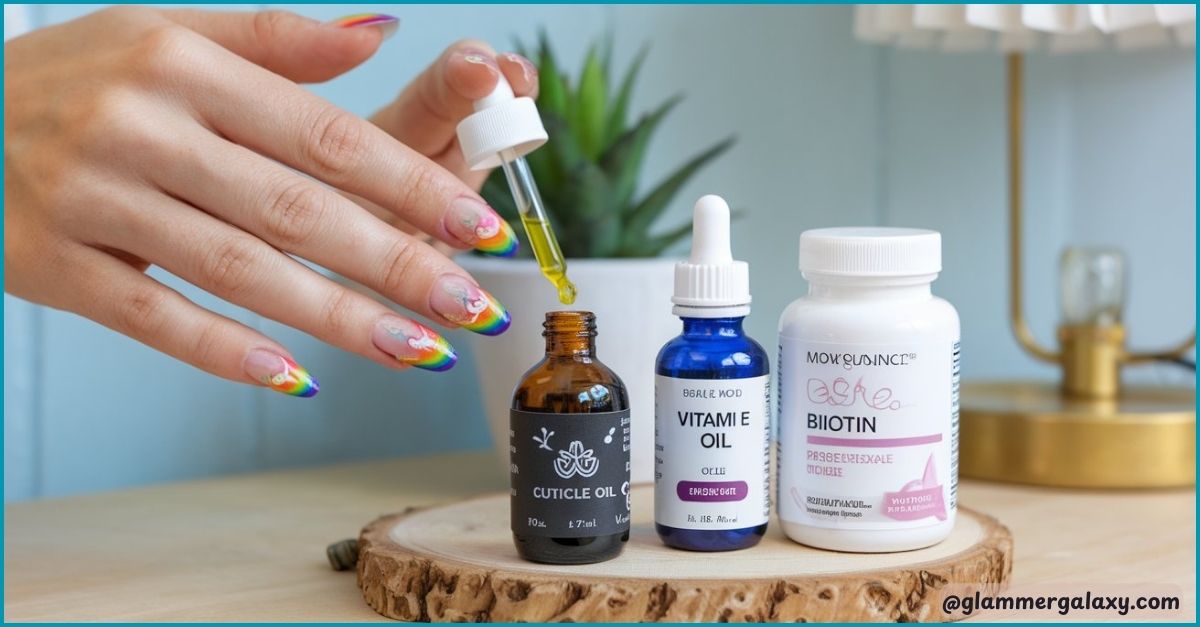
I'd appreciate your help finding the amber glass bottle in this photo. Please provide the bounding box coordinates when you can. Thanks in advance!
[510,311,631,564]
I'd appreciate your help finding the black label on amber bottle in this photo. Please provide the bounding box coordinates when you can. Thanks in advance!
[510,409,631,538]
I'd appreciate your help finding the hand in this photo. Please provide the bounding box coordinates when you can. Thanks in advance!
[360,30,540,252]
[4,7,538,396]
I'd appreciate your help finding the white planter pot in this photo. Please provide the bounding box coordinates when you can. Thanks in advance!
[459,256,679,484]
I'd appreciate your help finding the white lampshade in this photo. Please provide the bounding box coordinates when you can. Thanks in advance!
[855,4,1196,52]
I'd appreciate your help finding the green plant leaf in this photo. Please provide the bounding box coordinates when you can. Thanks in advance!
[603,44,649,150]
[622,208,746,257]
[560,45,585,157]
[542,113,587,181]
[621,219,691,257]
[504,31,739,259]
[523,139,557,192]
[623,136,736,238]
[575,46,607,161]
[556,163,621,258]
[536,30,569,119]
[600,94,682,213]
[481,171,517,220]
[598,27,614,83]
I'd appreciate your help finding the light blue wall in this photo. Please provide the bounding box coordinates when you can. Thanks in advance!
[887,45,1195,387]
[5,5,1195,500]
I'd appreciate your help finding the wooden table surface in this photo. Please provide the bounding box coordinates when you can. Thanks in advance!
[5,451,1195,622]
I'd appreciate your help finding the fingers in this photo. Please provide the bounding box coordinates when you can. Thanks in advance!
[338,191,464,257]
[498,52,540,100]
[62,245,320,397]
[93,189,462,372]
[162,8,396,83]
[125,192,463,367]
[372,42,539,160]
[186,40,518,257]
[149,127,511,334]
[87,182,460,372]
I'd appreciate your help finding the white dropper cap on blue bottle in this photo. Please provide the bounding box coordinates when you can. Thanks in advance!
[671,195,751,318]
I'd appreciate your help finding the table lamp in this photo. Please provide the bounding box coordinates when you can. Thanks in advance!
[854,4,1196,488]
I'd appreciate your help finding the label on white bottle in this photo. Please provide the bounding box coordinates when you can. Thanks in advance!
[777,339,959,530]
[654,375,770,530]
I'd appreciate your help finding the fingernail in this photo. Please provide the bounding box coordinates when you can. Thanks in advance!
[447,196,518,257]
[502,52,538,84]
[372,316,457,371]
[244,349,319,397]
[461,48,499,70]
[431,275,511,336]
[327,13,399,41]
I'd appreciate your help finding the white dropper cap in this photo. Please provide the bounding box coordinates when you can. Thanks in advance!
[672,195,751,318]
[456,75,548,171]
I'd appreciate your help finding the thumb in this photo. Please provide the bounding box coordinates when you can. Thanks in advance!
[162,9,397,83]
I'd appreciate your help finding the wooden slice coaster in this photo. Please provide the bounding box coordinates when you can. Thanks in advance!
[357,485,1011,622]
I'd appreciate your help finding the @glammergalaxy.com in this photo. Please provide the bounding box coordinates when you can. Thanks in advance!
[942,588,1182,618]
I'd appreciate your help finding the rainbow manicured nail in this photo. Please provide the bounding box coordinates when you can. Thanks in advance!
[448,197,518,257]
[244,349,319,397]
[475,217,519,257]
[327,13,399,39]
[432,276,511,336]
[373,317,458,372]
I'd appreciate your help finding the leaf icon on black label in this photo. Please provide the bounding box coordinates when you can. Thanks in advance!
[533,427,555,451]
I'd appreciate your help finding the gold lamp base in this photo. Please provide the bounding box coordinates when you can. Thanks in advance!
[960,381,1196,488]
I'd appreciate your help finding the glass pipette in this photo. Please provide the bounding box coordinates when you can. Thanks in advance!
[457,75,576,305]
[496,148,577,305]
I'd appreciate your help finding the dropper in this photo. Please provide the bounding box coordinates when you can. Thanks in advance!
[457,76,577,305]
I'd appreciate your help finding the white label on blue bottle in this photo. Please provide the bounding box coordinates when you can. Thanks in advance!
[654,375,770,530]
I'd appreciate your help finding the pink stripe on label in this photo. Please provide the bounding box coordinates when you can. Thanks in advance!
[807,433,943,448]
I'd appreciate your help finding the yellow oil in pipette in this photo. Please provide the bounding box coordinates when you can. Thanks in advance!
[498,148,577,305]
[519,214,576,304]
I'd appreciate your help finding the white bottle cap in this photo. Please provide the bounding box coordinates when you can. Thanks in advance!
[799,227,942,278]
[456,76,548,171]
[672,195,751,318]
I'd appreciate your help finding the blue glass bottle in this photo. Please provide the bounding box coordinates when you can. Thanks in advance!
[654,195,769,552]
[655,316,770,551]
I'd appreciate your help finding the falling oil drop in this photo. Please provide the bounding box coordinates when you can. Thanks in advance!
[556,278,577,305]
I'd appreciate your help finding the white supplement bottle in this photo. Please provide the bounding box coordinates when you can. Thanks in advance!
[777,228,959,552]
